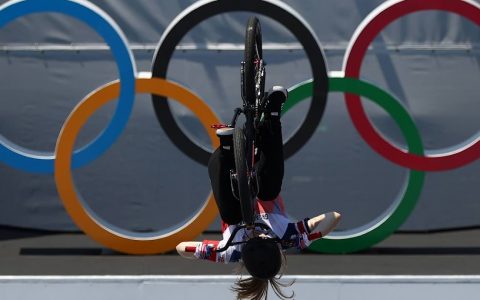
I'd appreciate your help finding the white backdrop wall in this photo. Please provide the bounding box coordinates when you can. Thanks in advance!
[0,0,478,233]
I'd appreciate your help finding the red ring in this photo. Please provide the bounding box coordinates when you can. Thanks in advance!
[344,0,480,171]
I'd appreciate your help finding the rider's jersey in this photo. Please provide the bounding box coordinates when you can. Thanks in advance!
[194,195,322,264]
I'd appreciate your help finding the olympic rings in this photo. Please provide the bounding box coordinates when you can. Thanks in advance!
[151,0,329,166]
[344,0,480,171]
[55,78,220,254]
[1,0,478,255]
[285,77,425,253]
[0,0,136,174]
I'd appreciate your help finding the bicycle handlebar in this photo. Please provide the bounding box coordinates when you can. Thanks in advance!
[215,222,273,253]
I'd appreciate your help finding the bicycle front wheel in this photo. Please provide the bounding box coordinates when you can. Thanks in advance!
[233,126,255,225]
[243,16,264,106]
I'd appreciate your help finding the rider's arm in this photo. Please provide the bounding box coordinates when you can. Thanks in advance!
[283,211,341,250]
[176,240,241,263]
[176,240,219,261]
[307,211,341,237]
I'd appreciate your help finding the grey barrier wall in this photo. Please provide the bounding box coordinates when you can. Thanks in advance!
[1,276,480,300]
[0,0,478,232]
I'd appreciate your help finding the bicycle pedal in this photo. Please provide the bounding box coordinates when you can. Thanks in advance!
[210,124,230,129]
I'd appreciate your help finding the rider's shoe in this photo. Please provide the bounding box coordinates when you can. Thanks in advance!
[265,86,288,118]
[216,127,234,151]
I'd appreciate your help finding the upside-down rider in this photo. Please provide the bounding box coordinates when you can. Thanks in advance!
[176,86,341,300]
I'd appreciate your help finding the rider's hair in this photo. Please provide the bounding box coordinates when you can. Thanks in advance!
[232,275,294,300]
[233,237,294,300]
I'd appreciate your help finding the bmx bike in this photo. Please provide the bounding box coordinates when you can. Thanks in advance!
[231,15,267,227]
[210,16,276,252]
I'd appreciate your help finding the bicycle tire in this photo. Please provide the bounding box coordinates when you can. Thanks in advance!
[233,126,255,225]
[243,16,264,106]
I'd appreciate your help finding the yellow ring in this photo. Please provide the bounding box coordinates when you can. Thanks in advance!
[54,78,220,254]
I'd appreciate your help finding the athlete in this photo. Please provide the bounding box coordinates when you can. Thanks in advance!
[176,86,341,300]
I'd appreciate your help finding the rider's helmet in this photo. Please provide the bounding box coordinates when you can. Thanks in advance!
[241,237,282,279]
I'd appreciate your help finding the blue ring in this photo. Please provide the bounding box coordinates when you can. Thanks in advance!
[0,0,136,173]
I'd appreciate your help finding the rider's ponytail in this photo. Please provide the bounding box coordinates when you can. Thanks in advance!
[232,276,268,300]
[233,248,294,300]
[232,270,294,300]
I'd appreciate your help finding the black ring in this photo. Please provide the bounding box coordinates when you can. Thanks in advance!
[151,0,329,166]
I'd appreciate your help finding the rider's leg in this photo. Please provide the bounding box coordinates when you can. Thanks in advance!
[256,86,287,201]
[208,128,242,225]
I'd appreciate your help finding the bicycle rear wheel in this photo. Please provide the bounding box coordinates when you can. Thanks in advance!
[233,126,255,225]
[243,16,265,106]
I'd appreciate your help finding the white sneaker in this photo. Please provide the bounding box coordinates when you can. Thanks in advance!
[216,127,234,150]
[266,86,288,117]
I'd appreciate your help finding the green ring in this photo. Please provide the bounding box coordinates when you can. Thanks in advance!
[284,77,425,253]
